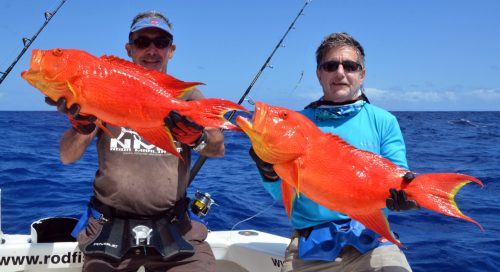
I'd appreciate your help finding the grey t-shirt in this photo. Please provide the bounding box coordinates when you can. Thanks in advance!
[92,89,203,215]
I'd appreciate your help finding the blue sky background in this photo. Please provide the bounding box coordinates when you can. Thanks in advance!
[1,0,499,111]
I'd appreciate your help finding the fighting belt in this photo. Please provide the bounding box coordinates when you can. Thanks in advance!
[74,197,195,261]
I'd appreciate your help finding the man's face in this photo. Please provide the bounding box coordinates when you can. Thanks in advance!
[316,46,365,103]
[125,28,175,72]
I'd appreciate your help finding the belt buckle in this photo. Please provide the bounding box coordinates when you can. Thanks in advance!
[132,225,153,246]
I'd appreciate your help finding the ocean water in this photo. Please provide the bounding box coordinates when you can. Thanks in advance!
[0,111,499,272]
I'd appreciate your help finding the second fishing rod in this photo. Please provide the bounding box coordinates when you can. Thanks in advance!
[188,1,311,186]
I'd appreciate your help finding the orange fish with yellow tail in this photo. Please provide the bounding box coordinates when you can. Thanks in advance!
[21,48,246,157]
[236,102,483,247]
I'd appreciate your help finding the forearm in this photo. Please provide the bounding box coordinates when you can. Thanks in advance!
[197,128,224,157]
[60,128,96,164]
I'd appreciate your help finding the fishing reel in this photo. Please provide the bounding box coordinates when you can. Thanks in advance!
[190,191,216,218]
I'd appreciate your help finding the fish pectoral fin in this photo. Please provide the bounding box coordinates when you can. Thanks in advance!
[95,120,114,138]
[281,180,296,219]
[66,81,78,98]
[350,210,404,248]
[134,126,181,159]
[291,157,304,197]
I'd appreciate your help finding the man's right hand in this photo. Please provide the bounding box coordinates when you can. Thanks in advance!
[45,97,97,135]
[249,147,279,181]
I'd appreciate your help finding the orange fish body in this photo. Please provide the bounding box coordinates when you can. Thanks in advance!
[21,48,246,156]
[236,102,483,246]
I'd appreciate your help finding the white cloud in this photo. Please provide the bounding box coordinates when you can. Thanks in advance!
[470,88,500,101]
[365,87,500,111]
[281,86,500,111]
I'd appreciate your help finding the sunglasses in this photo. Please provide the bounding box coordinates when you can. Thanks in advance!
[319,60,362,73]
[130,36,172,49]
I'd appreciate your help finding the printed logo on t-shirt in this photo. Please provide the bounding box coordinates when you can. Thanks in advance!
[109,127,182,155]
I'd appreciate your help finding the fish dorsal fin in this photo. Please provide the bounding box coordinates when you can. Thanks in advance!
[100,55,203,98]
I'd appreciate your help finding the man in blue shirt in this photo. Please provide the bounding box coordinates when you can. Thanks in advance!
[250,32,418,271]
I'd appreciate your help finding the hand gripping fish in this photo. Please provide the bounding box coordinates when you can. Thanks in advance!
[21,48,246,157]
[236,102,483,247]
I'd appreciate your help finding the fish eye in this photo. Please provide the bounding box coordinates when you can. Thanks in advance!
[52,48,63,56]
[279,110,288,119]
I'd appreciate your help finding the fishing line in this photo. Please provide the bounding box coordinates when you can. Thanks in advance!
[229,199,277,240]
[188,0,312,185]
[291,70,304,92]
[0,0,68,85]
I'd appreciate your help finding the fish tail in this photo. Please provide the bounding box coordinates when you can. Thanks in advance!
[406,173,484,231]
[183,99,247,131]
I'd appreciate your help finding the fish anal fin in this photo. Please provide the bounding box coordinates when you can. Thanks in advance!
[100,55,203,98]
[350,211,403,248]
[281,180,296,219]
[134,126,181,159]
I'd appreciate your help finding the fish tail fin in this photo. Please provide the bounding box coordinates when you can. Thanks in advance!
[351,211,404,248]
[182,99,247,131]
[406,173,484,231]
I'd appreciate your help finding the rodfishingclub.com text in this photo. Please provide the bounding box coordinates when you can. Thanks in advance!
[0,251,83,266]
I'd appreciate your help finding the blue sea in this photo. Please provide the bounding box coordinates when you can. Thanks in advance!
[0,111,499,271]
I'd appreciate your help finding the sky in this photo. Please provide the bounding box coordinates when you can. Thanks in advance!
[1,0,499,111]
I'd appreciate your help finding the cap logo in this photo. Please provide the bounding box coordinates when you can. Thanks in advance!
[149,19,159,26]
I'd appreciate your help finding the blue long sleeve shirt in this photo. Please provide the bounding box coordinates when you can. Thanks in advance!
[261,102,408,229]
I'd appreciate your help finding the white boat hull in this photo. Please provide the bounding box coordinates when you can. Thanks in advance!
[0,229,289,272]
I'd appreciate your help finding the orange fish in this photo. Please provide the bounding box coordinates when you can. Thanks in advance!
[236,101,483,246]
[21,48,246,157]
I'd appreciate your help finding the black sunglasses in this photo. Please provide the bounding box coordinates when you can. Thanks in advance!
[319,60,362,73]
[130,36,172,49]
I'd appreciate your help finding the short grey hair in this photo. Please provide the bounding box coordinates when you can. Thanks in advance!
[315,32,365,68]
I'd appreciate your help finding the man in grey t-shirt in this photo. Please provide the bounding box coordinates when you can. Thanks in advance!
[54,11,221,272]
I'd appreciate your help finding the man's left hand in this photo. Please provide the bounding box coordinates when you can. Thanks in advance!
[386,172,420,211]
[164,111,204,145]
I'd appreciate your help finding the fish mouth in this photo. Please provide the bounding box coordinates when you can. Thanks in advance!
[235,101,267,138]
[21,50,43,84]
[236,102,280,163]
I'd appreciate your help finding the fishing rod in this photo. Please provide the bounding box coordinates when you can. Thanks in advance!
[0,0,68,86]
[188,0,311,185]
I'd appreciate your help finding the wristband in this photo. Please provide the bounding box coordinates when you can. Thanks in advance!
[192,131,208,152]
